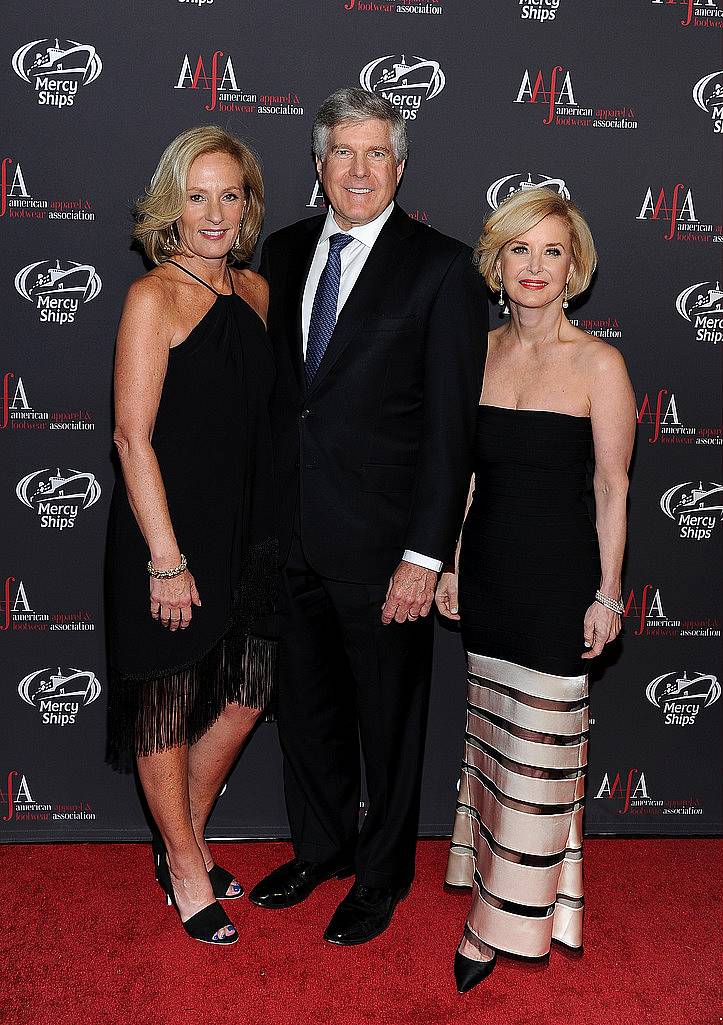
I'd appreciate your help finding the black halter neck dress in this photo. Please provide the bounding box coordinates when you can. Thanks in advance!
[106,263,277,769]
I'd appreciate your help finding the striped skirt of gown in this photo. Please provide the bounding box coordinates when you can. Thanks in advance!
[445,652,588,958]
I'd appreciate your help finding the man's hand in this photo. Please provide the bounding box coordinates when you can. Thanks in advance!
[381,561,438,625]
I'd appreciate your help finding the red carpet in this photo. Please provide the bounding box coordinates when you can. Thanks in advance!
[1,839,719,1025]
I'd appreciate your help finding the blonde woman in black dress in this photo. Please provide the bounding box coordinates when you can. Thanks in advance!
[106,127,276,945]
[436,188,635,992]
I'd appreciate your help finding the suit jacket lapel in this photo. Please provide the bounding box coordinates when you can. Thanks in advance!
[307,205,414,396]
[284,216,324,392]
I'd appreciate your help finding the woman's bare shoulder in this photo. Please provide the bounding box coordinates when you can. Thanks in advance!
[577,332,628,375]
[124,265,177,314]
[233,268,269,322]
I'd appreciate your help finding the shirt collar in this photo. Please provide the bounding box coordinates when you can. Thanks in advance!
[319,201,395,249]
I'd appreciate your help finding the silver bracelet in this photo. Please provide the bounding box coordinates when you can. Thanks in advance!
[148,554,187,579]
[595,589,624,615]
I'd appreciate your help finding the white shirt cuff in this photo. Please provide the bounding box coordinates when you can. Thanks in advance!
[402,550,443,572]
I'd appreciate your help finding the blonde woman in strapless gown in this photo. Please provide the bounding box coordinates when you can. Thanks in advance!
[436,187,635,994]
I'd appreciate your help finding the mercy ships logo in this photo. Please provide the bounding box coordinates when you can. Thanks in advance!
[12,38,102,107]
[15,260,102,323]
[486,172,570,209]
[360,54,445,119]
[646,670,720,725]
[16,468,101,530]
[18,667,102,726]
[660,481,723,540]
[676,280,723,343]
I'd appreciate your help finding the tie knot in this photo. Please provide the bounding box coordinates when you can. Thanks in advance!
[328,232,354,255]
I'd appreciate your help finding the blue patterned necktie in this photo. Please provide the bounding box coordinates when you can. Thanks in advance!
[305,232,354,386]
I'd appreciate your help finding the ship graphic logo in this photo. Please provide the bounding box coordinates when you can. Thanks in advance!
[692,70,723,119]
[18,667,101,709]
[486,172,571,210]
[16,468,101,510]
[15,260,102,304]
[675,280,723,322]
[660,481,723,519]
[12,38,102,86]
[360,54,446,107]
[644,672,717,713]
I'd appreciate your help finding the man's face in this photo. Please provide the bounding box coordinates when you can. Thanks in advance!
[316,118,404,231]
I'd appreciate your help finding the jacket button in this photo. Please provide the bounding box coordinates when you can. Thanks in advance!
[300,408,310,420]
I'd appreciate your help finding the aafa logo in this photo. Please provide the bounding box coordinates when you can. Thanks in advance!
[1,157,29,216]
[15,260,102,323]
[660,480,723,540]
[646,670,720,726]
[0,576,38,632]
[594,769,651,815]
[1,156,95,224]
[1,370,95,433]
[174,52,303,116]
[637,184,697,239]
[693,71,723,131]
[16,467,101,530]
[360,54,445,119]
[486,172,570,209]
[651,0,723,29]
[1,372,31,430]
[514,66,577,124]
[636,388,680,443]
[623,584,672,636]
[18,667,101,726]
[1,771,45,823]
[12,38,102,107]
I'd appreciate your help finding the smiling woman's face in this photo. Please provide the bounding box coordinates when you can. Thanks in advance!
[316,118,404,231]
[498,214,574,310]
[177,151,245,260]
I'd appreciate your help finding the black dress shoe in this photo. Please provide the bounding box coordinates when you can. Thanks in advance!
[248,857,354,909]
[323,882,410,945]
[454,950,497,993]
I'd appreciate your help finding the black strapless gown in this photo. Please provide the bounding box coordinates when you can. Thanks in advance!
[105,268,277,769]
[459,404,600,677]
[446,406,600,961]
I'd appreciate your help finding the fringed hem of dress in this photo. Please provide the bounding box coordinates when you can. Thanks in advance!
[106,628,277,772]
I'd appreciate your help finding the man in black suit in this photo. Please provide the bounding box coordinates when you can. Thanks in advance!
[249,88,487,945]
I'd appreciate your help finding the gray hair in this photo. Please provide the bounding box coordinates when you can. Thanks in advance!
[312,87,408,163]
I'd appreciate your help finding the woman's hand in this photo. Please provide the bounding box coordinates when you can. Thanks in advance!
[581,601,620,659]
[149,571,201,631]
[435,570,460,621]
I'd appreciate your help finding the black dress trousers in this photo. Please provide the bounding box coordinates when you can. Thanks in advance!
[277,519,434,888]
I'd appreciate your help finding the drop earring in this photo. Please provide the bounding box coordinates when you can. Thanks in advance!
[164,223,179,254]
[562,281,569,309]
[232,203,247,256]
[498,281,505,306]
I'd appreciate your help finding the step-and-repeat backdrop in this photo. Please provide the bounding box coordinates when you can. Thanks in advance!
[2,1,721,841]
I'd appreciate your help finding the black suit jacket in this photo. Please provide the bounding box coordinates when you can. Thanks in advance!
[260,204,488,583]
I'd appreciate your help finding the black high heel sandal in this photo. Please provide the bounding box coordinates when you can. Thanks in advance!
[151,833,243,900]
[155,850,238,946]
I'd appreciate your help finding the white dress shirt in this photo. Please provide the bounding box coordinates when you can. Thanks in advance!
[302,202,443,574]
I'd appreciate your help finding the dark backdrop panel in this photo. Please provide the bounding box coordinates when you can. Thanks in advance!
[1,1,721,840]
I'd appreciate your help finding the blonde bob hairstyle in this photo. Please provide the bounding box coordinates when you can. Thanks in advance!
[476,188,597,301]
[133,125,264,266]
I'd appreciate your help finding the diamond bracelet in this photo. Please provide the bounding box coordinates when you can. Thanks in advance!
[594,589,624,615]
[147,554,187,579]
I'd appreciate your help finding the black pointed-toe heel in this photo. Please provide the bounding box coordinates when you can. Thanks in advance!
[156,852,238,946]
[454,950,497,994]
[151,833,243,900]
